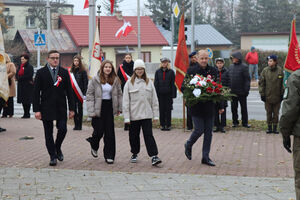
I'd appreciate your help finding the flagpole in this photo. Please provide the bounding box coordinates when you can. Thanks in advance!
[89,0,96,67]
[97,5,101,40]
[191,0,195,52]
[137,0,141,59]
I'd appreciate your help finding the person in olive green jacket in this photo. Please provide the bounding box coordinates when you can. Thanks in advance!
[279,69,300,200]
[259,55,284,134]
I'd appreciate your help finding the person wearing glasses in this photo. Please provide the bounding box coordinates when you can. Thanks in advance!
[33,50,75,166]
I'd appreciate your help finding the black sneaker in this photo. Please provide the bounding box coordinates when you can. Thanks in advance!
[151,156,162,166]
[131,154,138,163]
[160,126,166,131]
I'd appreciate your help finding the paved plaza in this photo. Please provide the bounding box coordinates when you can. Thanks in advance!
[0,117,296,199]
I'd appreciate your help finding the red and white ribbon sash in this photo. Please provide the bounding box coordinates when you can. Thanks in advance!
[119,64,130,82]
[68,69,84,103]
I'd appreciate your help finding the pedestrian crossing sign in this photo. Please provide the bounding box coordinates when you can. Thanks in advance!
[34,33,46,46]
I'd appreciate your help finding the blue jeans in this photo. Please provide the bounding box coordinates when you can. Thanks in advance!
[249,64,258,80]
[186,116,214,160]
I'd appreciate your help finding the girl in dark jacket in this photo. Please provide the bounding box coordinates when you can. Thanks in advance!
[117,54,134,131]
[154,57,176,131]
[213,58,227,133]
[70,55,88,130]
[16,53,34,118]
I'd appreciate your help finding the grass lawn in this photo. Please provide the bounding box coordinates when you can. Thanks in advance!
[69,116,269,132]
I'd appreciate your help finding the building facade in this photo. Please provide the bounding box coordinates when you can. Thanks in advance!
[2,0,73,40]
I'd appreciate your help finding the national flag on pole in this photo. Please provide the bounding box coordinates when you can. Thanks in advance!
[83,0,89,9]
[284,19,300,72]
[115,21,134,38]
[110,0,115,14]
[89,24,101,78]
[174,14,189,91]
[0,26,9,101]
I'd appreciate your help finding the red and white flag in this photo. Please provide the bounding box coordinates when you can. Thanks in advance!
[83,0,89,9]
[89,24,101,78]
[115,21,133,38]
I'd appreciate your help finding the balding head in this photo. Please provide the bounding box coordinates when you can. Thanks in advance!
[197,49,209,68]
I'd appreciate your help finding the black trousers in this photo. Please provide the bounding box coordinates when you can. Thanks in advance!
[42,119,67,160]
[2,97,14,116]
[186,116,214,160]
[158,95,172,127]
[129,119,158,157]
[214,107,226,128]
[231,95,248,126]
[90,100,115,160]
[186,106,193,130]
[22,103,31,117]
[74,98,83,129]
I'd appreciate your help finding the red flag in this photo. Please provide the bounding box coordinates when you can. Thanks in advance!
[284,19,300,72]
[174,14,189,91]
[110,0,115,14]
[84,0,89,9]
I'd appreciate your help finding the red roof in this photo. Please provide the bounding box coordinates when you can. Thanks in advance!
[60,15,168,47]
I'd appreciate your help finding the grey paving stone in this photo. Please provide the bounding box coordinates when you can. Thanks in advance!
[0,167,297,200]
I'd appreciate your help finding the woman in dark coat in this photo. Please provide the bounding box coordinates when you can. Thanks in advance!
[70,55,88,130]
[16,53,34,118]
[117,53,134,131]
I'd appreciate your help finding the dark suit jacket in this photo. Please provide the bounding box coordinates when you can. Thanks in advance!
[33,65,75,120]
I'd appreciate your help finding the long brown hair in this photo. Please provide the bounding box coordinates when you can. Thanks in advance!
[71,55,84,72]
[131,69,149,85]
[100,60,118,85]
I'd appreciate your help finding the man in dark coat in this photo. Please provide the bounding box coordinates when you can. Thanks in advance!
[33,50,75,166]
[223,51,251,128]
[182,50,220,167]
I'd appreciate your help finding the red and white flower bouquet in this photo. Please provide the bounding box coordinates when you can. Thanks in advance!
[183,74,235,106]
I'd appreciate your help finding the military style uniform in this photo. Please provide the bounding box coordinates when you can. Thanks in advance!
[279,69,300,200]
[259,65,284,133]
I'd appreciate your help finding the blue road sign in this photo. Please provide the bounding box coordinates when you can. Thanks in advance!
[34,33,46,46]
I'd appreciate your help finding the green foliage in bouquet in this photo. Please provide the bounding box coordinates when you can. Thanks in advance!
[183,74,236,107]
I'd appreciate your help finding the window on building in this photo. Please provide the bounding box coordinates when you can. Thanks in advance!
[26,16,35,28]
[5,16,14,27]
[142,52,151,62]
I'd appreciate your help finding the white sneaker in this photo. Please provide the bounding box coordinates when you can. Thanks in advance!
[91,149,98,158]
[106,159,114,164]
[131,154,137,163]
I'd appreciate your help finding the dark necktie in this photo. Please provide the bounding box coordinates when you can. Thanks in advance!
[52,68,56,81]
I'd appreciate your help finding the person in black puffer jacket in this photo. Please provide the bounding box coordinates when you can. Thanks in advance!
[70,55,88,130]
[117,54,134,131]
[223,51,251,128]
[181,50,222,167]
[154,57,176,131]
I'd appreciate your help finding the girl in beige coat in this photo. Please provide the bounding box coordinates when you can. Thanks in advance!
[86,60,122,164]
[1,53,16,118]
[123,59,162,166]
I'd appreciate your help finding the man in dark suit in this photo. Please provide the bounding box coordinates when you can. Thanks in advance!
[33,50,75,166]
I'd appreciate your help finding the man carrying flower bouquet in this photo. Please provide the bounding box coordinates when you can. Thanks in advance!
[181,50,222,167]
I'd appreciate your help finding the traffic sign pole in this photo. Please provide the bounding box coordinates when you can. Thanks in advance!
[37,28,40,69]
